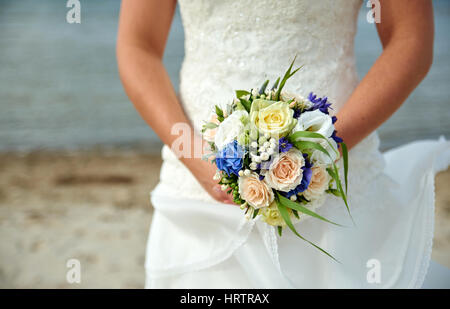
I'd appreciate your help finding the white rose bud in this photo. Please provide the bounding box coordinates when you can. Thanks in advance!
[269,137,277,144]
[238,170,244,177]
[251,141,258,148]
[290,195,297,201]
[244,169,251,176]
[253,156,261,163]
[221,184,228,191]
[250,162,258,170]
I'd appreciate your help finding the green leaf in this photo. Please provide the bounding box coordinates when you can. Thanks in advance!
[275,198,339,262]
[341,142,349,195]
[276,192,342,226]
[326,188,342,197]
[203,122,219,130]
[274,56,303,101]
[327,165,353,225]
[277,226,283,236]
[271,77,280,91]
[215,105,224,121]
[259,80,269,95]
[235,90,250,98]
[239,98,252,112]
[252,208,259,219]
[292,209,300,219]
[293,138,353,225]
[289,131,339,156]
[293,140,332,159]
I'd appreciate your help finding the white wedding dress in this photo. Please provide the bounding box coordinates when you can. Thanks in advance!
[145,0,450,288]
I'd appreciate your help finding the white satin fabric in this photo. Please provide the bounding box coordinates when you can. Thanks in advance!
[144,0,450,288]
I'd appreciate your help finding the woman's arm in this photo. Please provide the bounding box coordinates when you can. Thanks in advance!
[117,0,234,204]
[335,0,434,149]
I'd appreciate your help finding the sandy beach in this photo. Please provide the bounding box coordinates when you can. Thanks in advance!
[0,150,448,288]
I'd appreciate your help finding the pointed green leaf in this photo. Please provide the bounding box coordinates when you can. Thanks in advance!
[326,188,342,197]
[289,131,339,156]
[239,98,252,112]
[276,192,342,226]
[235,90,250,98]
[341,142,349,195]
[271,77,280,90]
[259,80,269,95]
[275,198,339,262]
[274,56,303,100]
[293,140,331,158]
[252,208,259,219]
[327,165,353,225]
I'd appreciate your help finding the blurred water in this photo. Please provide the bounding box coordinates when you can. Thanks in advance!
[0,0,448,152]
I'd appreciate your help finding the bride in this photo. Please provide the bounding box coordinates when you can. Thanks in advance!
[117,0,449,288]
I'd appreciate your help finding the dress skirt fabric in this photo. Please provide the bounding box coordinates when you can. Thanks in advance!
[145,135,450,288]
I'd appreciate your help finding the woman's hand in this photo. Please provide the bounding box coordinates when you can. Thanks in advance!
[184,156,236,205]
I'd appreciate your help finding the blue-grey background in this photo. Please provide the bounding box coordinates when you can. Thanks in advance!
[0,0,449,152]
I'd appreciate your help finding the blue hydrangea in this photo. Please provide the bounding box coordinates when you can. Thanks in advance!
[215,140,245,176]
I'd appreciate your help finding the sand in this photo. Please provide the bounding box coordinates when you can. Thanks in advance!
[0,151,448,288]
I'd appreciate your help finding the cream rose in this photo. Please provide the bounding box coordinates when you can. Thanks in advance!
[250,99,296,138]
[203,113,220,142]
[238,173,274,209]
[303,165,330,201]
[260,201,299,227]
[260,201,286,226]
[264,148,305,192]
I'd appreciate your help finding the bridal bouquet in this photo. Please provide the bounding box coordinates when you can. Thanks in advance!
[202,58,350,259]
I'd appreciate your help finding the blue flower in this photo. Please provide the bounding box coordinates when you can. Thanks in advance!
[293,108,302,119]
[331,130,343,145]
[307,92,333,115]
[278,137,293,153]
[281,154,313,198]
[215,140,245,176]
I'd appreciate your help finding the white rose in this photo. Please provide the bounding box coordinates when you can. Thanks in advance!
[310,138,339,165]
[294,109,334,139]
[214,110,248,149]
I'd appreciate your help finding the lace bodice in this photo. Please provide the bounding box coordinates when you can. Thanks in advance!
[178,0,362,130]
[159,0,381,203]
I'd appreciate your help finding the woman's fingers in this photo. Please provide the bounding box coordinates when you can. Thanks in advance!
[212,184,237,205]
